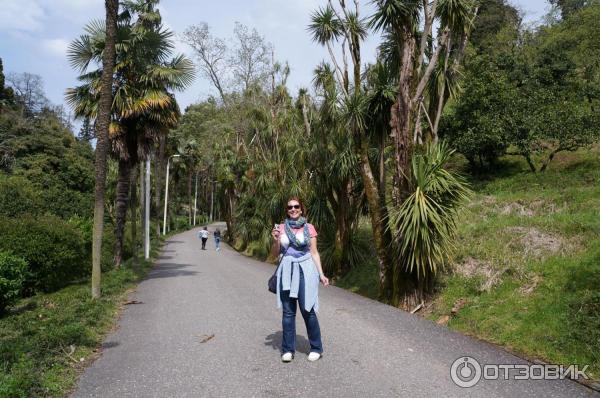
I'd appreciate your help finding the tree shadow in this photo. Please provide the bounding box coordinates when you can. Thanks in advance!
[7,301,37,316]
[145,263,199,279]
[157,255,173,260]
[264,331,310,354]
[463,158,526,186]
[167,240,185,244]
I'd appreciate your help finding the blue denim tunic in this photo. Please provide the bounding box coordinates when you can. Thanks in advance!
[276,252,320,313]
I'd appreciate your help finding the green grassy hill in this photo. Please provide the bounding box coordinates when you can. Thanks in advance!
[337,148,600,380]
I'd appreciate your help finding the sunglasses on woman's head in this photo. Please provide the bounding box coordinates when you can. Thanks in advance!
[287,205,301,210]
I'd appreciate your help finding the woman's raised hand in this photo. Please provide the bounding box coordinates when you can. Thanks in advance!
[271,225,280,240]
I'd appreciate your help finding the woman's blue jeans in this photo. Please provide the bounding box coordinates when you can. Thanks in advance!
[280,266,323,354]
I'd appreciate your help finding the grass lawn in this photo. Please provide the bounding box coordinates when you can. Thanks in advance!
[336,148,600,381]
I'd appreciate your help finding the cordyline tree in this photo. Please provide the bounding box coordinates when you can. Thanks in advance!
[308,65,365,277]
[309,1,396,300]
[370,0,478,307]
[309,0,476,308]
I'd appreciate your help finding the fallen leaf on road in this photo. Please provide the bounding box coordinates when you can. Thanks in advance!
[198,334,215,343]
[436,315,450,325]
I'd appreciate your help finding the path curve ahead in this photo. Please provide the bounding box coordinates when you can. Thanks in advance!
[72,225,597,398]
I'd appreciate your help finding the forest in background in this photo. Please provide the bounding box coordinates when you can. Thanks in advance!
[172,0,599,306]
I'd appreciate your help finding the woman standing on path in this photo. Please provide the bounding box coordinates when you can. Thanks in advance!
[271,197,329,363]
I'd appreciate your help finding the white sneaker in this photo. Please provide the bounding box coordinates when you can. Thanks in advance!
[281,352,293,362]
[307,352,322,362]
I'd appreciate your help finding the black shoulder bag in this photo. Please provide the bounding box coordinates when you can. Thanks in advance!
[268,247,289,294]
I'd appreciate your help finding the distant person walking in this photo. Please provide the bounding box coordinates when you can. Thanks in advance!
[214,228,221,251]
[271,197,329,363]
[198,227,209,250]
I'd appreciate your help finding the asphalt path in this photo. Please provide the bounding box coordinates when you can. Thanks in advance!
[72,225,598,398]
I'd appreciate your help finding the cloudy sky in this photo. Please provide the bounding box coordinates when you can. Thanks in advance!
[0,0,551,121]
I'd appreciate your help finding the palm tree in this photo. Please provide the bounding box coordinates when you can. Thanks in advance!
[309,63,364,277]
[67,0,194,267]
[389,142,471,305]
[369,0,477,307]
[370,0,477,200]
[309,2,395,299]
[88,0,118,298]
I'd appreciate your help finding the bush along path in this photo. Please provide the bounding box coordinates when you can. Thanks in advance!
[71,225,596,397]
[0,235,167,398]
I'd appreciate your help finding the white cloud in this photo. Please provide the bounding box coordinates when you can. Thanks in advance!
[0,0,45,32]
[41,38,70,57]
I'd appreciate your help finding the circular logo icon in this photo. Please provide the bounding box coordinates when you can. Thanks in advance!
[450,356,482,388]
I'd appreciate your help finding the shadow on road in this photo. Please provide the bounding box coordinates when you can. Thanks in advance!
[146,263,199,279]
[101,341,120,350]
[166,241,185,244]
[264,331,311,354]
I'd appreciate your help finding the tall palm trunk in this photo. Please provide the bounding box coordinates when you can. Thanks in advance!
[391,27,416,204]
[386,28,425,308]
[91,0,118,298]
[114,158,131,267]
[358,136,393,301]
[332,182,352,276]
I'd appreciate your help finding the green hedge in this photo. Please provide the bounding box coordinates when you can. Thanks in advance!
[0,251,28,313]
[0,215,87,293]
[0,176,43,217]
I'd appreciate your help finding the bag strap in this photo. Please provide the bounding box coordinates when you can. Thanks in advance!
[274,245,290,273]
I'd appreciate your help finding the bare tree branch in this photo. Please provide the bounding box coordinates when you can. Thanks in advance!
[182,23,229,104]
[412,28,450,106]
[416,0,439,75]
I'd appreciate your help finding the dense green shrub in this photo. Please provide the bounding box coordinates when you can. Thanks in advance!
[0,215,87,293]
[0,108,94,219]
[68,216,115,271]
[0,251,28,313]
[172,215,190,232]
[0,176,43,217]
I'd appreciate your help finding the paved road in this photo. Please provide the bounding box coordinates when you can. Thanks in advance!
[72,225,597,398]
